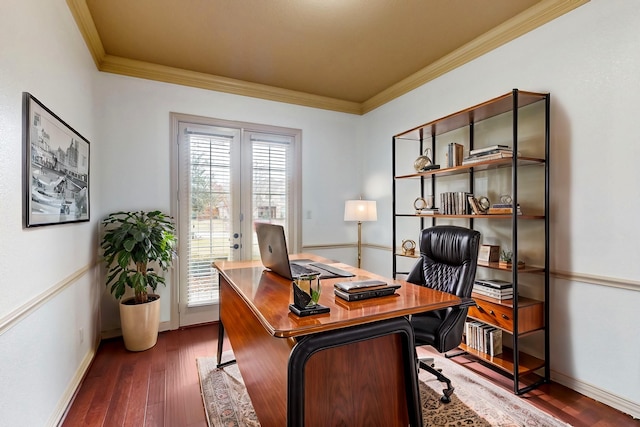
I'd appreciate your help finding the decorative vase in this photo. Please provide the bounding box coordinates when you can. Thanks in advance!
[119,294,161,351]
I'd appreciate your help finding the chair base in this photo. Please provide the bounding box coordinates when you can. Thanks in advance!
[418,358,455,403]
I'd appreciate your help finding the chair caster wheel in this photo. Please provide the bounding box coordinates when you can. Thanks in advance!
[441,387,454,404]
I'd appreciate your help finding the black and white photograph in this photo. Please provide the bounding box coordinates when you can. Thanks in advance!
[23,92,90,227]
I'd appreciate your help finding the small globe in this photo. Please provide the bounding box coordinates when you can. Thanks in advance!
[414,156,432,172]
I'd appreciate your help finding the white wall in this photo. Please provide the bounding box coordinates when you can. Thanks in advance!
[359,0,640,417]
[2,0,639,424]
[93,73,362,332]
[0,0,101,425]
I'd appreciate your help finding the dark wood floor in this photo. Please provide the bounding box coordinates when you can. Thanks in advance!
[61,323,638,427]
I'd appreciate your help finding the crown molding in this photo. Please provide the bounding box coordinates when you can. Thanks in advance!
[66,0,105,68]
[67,0,589,115]
[99,55,363,115]
[361,0,590,113]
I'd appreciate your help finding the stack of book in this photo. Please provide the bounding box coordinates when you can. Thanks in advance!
[462,144,514,165]
[440,191,472,215]
[334,279,401,302]
[416,207,439,215]
[473,279,513,300]
[487,203,522,215]
[465,320,503,356]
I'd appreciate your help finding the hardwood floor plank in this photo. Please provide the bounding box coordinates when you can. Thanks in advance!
[102,362,134,426]
[61,323,639,427]
[123,351,152,427]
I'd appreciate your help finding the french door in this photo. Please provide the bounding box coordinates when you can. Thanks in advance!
[172,115,301,327]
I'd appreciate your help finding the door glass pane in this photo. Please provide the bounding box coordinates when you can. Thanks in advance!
[251,135,291,259]
[185,131,232,307]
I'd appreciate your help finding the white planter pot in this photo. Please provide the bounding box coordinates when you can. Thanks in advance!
[119,294,161,351]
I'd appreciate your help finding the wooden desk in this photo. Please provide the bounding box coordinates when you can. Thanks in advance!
[215,255,461,427]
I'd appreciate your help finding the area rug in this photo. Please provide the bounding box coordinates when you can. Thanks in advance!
[197,351,571,427]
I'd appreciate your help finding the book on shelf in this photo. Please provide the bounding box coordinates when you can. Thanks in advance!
[440,191,472,215]
[473,287,513,300]
[473,279,513,300]
[467,196,484,215]
[475,278,512,289]
[465,320,503,356]
[447,142,464,167]
[416,207,439,215]
[461,150,514,165]
[469,145,511,156]
[487,204,522,215]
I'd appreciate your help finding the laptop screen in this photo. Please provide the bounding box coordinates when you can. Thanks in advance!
[255,222,294,280]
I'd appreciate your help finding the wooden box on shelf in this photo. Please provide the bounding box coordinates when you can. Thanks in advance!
[478,245,500,263]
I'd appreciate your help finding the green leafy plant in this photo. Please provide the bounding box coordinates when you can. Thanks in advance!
[500,249,513,263]
[101,211,177,304]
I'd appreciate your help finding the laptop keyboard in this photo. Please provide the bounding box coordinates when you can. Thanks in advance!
[291,262,354,278]
[291,263,319,277]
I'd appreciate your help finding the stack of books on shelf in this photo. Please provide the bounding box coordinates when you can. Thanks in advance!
[462,144,514,165]
[440,191,472,215]
[487,203,522,215]
[416,207,439,215]
[473,279,513,300]
[465,320,503,356]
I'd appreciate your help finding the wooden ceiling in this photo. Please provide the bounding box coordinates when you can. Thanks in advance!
[67,0,588,114]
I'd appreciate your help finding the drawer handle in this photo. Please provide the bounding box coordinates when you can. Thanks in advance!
[501,314,509,320]
[489,310,495,315]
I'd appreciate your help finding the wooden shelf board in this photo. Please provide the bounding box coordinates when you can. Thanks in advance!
[394,254,546,274]
[395,213,545,220]
[476,261,545,273]
[458,343,545,376]
[394,157,545,179]
[393,91,548,140]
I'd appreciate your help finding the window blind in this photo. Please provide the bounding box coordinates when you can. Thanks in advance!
[183,131,232,307]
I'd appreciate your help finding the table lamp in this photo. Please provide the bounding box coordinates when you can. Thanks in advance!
[344,199,377,268]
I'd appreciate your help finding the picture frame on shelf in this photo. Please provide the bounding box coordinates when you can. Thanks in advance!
[23,92,90,227]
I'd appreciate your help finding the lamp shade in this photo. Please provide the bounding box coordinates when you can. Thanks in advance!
[344,200,377,222]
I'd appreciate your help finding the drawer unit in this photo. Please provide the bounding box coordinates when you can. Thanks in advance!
[468,294,544,335]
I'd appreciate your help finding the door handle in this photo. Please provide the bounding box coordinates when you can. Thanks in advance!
[230,243,240,249]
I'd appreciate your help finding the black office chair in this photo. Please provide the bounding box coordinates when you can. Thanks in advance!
[406,225,480,403]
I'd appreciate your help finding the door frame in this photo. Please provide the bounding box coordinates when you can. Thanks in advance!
[169,113,302,329]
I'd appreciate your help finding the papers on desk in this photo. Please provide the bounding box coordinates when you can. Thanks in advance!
[334,280,401,301]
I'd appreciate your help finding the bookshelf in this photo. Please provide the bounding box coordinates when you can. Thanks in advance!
[392,89,550,394]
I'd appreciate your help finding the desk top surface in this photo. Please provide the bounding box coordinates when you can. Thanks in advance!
[215,254,461,338]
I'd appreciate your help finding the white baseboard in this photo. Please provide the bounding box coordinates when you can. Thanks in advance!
[100,320,173,340]
[551,369,640,420]
[50,339,99,426]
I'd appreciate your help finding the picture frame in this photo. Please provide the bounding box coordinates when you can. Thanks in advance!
[23,92,90,227]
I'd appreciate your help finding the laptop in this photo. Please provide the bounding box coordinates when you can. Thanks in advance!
[255,222,354,280]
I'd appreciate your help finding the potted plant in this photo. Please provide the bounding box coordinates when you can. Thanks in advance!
[499,249,525,269]
[101,210,177,351]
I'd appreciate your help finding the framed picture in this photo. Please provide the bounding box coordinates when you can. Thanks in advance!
[23,92,90,227]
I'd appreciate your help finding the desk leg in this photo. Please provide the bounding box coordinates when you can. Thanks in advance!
[288,317,422,427]
[216,321,236,369]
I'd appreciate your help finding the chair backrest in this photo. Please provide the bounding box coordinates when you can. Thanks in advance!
[406,225,480,298]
